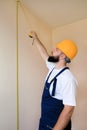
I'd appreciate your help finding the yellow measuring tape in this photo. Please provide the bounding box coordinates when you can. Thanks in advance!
[19,1,33,30]
[16,1,19,130]
[16,0,33,130]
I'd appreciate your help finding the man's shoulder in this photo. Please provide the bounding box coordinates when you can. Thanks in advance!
[60,69,77,82]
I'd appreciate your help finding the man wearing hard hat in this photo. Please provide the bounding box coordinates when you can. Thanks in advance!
[29,32,78,130]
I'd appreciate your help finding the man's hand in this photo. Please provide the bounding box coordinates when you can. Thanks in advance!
[29,31,38,39]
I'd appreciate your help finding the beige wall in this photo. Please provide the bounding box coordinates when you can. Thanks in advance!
[52,19,87,130]
[0,0,51,130]
[0,0,87,130]
[0,0,16,130]
[18,2,52,130]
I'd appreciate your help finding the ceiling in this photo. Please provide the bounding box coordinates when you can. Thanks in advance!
[23,0,87,28]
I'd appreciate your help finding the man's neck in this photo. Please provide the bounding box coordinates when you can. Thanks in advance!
[54,61,67,70]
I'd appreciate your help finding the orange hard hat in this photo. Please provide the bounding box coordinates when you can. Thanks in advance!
[56,40,78,60]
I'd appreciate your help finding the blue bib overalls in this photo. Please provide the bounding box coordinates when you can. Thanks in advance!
[39,67,71,130]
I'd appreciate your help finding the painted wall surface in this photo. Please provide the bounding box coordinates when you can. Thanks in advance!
[0,0,52,130]
[18,2,52,130]
[0,0,16,130]
[52,19,87,130]
[1,1,87,130]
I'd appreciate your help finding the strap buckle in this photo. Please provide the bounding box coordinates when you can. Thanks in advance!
[46,125,53,130]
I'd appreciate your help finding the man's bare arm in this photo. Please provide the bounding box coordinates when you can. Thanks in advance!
[29,31,49,61]
[53,105,74,130]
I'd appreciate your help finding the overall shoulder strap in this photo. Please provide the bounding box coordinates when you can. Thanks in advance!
[50,67,69,96]
[50,67,69,84]
[46,68,54,81]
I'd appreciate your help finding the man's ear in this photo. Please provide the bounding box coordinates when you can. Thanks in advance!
[60,53,66,59]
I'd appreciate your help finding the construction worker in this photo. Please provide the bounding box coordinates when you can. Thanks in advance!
[29,31,78,130]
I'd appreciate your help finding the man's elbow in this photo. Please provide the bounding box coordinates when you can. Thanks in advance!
[63,105,75,118]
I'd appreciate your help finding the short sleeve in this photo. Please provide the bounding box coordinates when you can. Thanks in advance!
[61,79,77,106]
